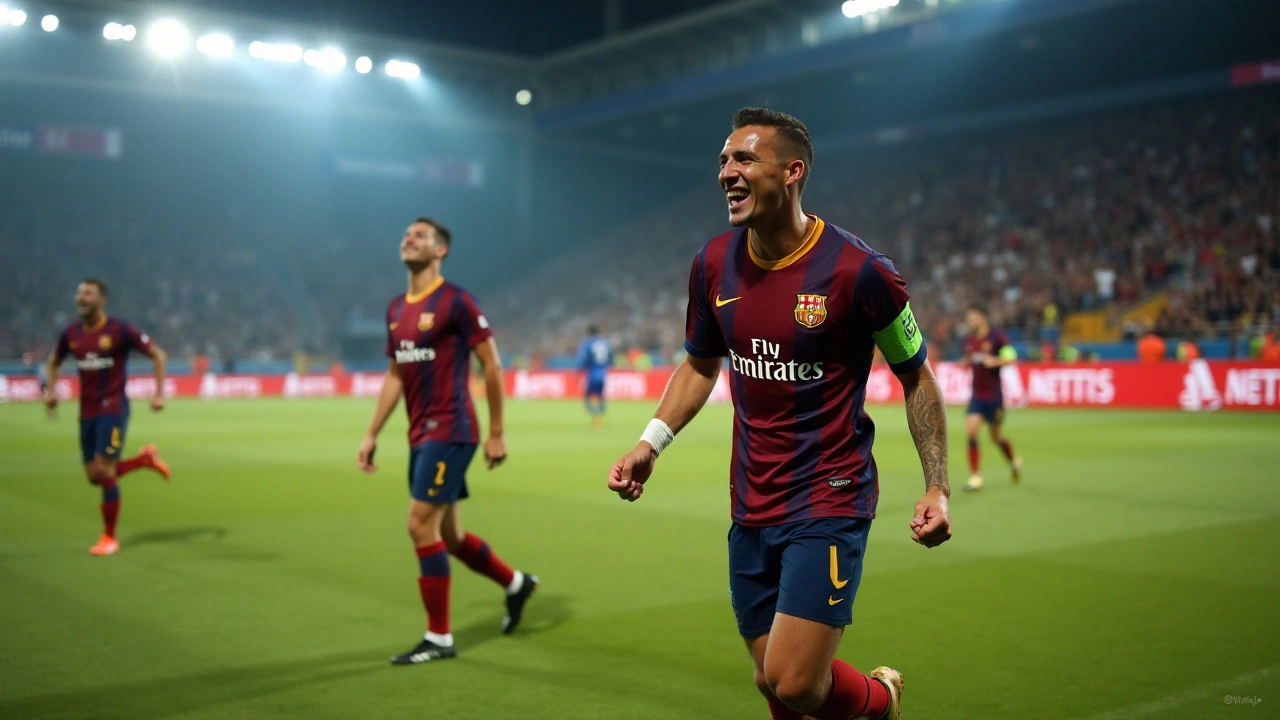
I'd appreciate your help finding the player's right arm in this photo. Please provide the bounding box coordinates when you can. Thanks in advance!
[609,249,728,502]
[357,359,403,474]
[45,331,69,409]
[608,354,722,502]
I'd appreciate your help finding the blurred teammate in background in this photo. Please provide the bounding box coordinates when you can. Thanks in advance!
[46,279,171,556]
[357,217,538,666]
[608,108,952,720]
[576,325,612,427]
[960,305,1022,492]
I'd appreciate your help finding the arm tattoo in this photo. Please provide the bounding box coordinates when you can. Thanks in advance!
[905,376,950,496]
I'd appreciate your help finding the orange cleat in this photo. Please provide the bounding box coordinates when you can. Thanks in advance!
[89,534,120,556]
[140,444,171,481]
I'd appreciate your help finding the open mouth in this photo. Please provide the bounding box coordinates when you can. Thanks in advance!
[726,188,750,211]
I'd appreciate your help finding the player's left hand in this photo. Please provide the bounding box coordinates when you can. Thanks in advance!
[910,486,952,548]
[981,354,1001,368]
[150,396,166,412]
[484,436,507,469]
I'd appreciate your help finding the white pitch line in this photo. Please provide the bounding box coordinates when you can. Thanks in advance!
[1072,664,1278,720]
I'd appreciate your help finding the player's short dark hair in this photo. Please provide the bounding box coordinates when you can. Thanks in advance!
[967,304,988,317]
[587,325,600,336]
[80,278,108,297]
[413,217,451,247]
[732,107,814,193]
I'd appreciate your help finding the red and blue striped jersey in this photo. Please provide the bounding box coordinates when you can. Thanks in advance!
[386,278,493,447]
[965,330,1010,402]
[54,317,154,419]
[685,217,926,527]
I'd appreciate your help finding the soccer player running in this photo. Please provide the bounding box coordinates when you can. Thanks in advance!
[576,325,612,428]
[960,305,1022,492]
[607,109,951,720]
[357,217,538,666]
[46,279,171,556]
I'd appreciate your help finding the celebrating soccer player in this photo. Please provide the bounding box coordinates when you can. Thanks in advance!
[576,325,613,427]
[607,108,951,720]
[357,217,538,666]
[959,304,1022,492]
[46,279,171,556]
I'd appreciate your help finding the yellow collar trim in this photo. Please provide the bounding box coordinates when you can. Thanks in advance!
[83,315,108,333]
[406,276,444,304]
[748,216,824,271]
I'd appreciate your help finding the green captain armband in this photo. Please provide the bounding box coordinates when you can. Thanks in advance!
[999,345,1018,362]
[872,302,925,372]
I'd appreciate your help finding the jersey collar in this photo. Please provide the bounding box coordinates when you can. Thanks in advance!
[83,315,108,333]
[748,215,824,271]
[406,276,444,304]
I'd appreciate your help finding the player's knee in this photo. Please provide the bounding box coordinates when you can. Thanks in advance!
[84,462,106,484]
[752,669,772,698]
[406,515,431,545]
[767,671,825,714]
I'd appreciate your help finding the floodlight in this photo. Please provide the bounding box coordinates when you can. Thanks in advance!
[385,59,419,80]
[354,56,372,74]
[515,89,533,106]
[41,14,56,31]
[248,40,303,63]
[304,47,346,73]
[146,18,190,58]
[7,8,26,26]
[196,33,234,58]
[842,0,899,19]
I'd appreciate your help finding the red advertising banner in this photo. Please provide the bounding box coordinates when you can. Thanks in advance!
[1230,59,1280,88]
[2,361,1278,411]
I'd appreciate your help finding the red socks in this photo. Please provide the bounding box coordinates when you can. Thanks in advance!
[766,696,804,720]
[967,438,980,473]
[116,454,146,476]
[998,438,1016,461]
[809,660,889,720]
[100,478,120,537]
[415,541,451,635]
[451,532,516,588]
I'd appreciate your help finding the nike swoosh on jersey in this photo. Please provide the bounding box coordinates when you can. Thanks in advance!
[715,295,742,307]
[828,596,844,606]
[389,322,399,330]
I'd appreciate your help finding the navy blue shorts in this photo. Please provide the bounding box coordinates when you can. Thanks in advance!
[80,414,128,464]
[408,441,477,504]
[967,397,1005,424]
[585,377,606,398]
[728,517,871,638]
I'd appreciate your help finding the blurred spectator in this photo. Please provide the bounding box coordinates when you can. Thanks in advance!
[1137,333,1167,363]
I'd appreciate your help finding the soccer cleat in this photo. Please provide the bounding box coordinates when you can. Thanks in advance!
[963,474,984,492]
[501,572,539,634]
[1011,456,1023,484]
[89,534,120,556]
[870,666,904,720]
[140,444,171,481]
[390,638,457,665]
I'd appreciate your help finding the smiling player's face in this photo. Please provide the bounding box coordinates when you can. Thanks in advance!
[74,283,104,319]
[718,126,801,228]
[400,222,446,267]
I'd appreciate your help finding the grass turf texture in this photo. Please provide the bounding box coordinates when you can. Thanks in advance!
[1,399,1278,720]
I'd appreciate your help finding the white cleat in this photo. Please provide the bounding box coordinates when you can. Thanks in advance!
[870,666,903,720]
[963,474,984,492]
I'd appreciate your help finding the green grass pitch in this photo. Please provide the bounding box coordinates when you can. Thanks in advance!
[1,398,1278,719]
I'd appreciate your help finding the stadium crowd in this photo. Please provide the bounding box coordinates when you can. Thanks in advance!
[2,88,1276,366]
[491,87,1280,363]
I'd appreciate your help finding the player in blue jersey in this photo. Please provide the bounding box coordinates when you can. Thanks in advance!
[576,326,612,428]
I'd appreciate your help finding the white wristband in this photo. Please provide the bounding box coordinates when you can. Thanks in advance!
[639,418,675,456]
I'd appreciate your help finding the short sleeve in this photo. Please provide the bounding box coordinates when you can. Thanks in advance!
[124,323,155,355]
[54,329,70,363]
[857,255,927,375]
[683,252,729,359]
[385,302,397,359]
[454,291,495,350]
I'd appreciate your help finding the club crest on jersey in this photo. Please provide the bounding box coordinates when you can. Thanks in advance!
[794,294,828,328]
[417,312,435,331]
[99,335,113,350]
